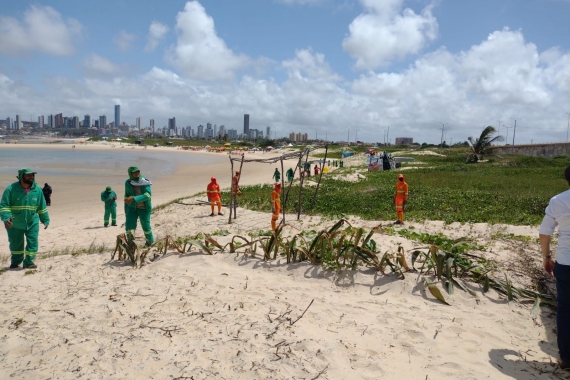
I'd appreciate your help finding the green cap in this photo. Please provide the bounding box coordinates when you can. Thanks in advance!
[106,186,112,192]
[17,168,37,179]
[128,166,141,181]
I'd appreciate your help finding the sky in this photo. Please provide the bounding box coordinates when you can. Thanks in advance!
[0,0,569,144]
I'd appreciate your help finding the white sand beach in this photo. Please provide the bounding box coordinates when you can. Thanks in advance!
[0,142,563,379]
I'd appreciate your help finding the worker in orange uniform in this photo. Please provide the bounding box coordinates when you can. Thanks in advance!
[207,177,223,216]
[271,182,281,230]
[393,173,408,225]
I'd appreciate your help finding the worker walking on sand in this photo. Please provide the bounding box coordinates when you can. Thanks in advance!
[124,166,154,246]
[286,167,294,183]
[272,168,281,183]
[0,168,50,269]
[42,183,52,206]
[393,173,408,225]
[101,186,117,227]
[271,182,281,230]
[207,177,223,216]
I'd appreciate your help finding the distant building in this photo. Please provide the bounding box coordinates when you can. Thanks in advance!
[243,114,249,135]
[136,117,141,130]
[290,132,307,142]
[6,116,13,130]
[47,115,54,128]
[168,117,176,132]
[266,126,271,139]
[99,115,107,129]
[83,115,91,128]
[395,137,413,145]
[15,115,22,130]
[213,124,217,137]
[55,113,63,128]
[114,105,120,129]
[150,119,154,133]
[218,125,225,137]
[205,123,213,138]
[227,129,237,140]
[197,124,204,138]
[38,115,44,128]
[72,116,80,129]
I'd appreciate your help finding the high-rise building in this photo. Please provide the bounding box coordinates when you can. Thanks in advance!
[99,115,107,129]
[289,132,296,141]
[227,129,237,140]
[94,120,99,128]
[83,115,91,128]
[136,117,141,130]
[218,125,225,137]
[205,124,213,138]
[15,115,22,130]
[47,115,54,128]
[150,119,155,133]
[72,116,80,129]
[243,114,249,136]
[55,113,63,128]
[38,115,44,128]
[6,117,13,130]
[266,126,271,139]
[168,117,176,131]
[213,124,217,137]
[114,105,120,129]
[197,124,204,138]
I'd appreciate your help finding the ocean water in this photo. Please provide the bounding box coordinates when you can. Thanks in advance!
[0,147,226,186]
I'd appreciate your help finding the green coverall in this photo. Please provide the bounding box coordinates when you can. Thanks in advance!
[0,168,50,267]
[101,188,117,226]
[124,166,154,245]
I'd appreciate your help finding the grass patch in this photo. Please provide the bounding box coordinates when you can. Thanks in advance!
[237,150,570,225]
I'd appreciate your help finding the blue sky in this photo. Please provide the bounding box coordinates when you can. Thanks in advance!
[1,0,569,144]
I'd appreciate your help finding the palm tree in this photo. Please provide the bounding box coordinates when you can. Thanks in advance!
[466,126,504,163]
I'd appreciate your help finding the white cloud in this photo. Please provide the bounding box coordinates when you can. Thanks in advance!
[114,30,137,52]
[342,0,438,69]
[277,0,322,4]
[82,54,131,78]
[0,5,81,57]
[145,22,169,52]
[2,27,570,145]
[167,1,250,81]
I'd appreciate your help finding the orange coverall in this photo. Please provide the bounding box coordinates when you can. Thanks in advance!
[271,184,281,230]
[394,174,408,223]
[207,177,222,215]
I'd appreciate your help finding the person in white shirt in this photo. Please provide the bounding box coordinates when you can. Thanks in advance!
[539,166,570,369]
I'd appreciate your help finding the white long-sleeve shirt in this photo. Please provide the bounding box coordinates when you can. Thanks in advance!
[540,189,570,265]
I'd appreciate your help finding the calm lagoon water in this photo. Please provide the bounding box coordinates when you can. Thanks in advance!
[0,147,226,186]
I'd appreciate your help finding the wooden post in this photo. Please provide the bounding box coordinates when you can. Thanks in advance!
[297,149,310,220]
[310,144,328,209]
[280,157,285,224]
[228,156,234,224]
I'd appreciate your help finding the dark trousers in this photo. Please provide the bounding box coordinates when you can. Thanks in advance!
[555,262,570,363]
[45,196,51,206]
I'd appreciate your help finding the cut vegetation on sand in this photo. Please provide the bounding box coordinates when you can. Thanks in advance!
[0,145,567,379]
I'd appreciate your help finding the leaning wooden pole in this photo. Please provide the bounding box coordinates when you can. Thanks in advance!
[297,149,310,220]
[228,156,235,224]
[234,154,245,219]
[310,144,328,209]
[284,152,303,208]
[280,156,285,224]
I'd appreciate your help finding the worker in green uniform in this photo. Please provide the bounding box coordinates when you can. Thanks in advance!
[101,186,117,227]
[0,168,50,269]
[124,166,154,246]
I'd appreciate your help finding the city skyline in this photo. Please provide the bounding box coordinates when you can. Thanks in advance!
[0,1,569,144]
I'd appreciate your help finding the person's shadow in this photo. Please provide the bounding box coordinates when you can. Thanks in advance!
[488,348,566,379]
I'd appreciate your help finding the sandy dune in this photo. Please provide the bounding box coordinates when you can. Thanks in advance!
[0,143,564,379]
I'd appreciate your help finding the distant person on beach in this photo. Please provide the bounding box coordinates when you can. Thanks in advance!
[286,167,294,183]
[1,168,50,269]
[232,170,241,199]
[124,166,154,246]
[272,168,281,183]
[393,173,408,225]
[101,186,117,227]
[271,182,281,230]
[304,162,311,177]
[42,183,52,206]
[540,165,570,369]
[207,177,223,216]
[314,164,319,176]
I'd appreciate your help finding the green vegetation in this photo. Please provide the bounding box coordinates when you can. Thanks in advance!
[238,149,570,225]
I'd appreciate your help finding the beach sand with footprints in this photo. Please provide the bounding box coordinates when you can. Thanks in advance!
[0,142,563,379]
